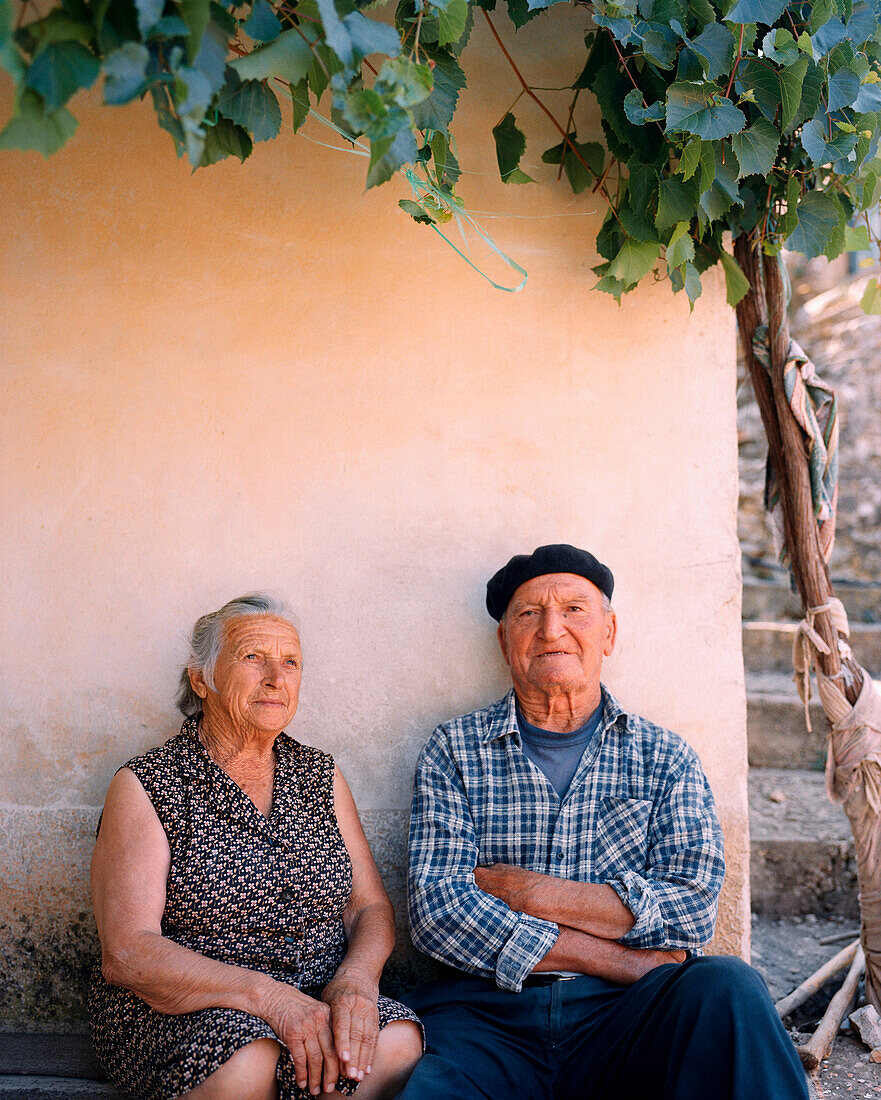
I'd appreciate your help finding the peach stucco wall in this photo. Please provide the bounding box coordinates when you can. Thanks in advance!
[1,9,746,1028]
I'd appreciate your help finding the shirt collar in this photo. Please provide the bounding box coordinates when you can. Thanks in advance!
[482,685,630,743]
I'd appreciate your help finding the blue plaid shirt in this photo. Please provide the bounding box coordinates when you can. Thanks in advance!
[408,686,725,992]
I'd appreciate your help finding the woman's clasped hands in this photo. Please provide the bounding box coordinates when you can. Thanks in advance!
[264,968,381,1097]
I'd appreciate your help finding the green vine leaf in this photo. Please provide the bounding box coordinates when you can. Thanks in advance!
[198,116,253,164]
[0,87,77,154]
[409,47,465,131]
[102,41,150,104]
[217,79,282,142]
[682,261,703,307]
[436,0,469,47]
[290,79,309,132]
[656,177,699,231]
[801,117,859,168]
[778,56,808,131]
[731,117,779,177]
[134,0,164,38]
[344,11,402,61]
[492,111,533,184]
[25,40,100,110]
[861,277,881,314]
[541,134,604,193]
[844,223,871,251]
[677,137,702,180]
[665,82,747,139]
[717,249,749,305]
[230,29,314,85]
[666,221,696,268]
[607,238,661,288]
[761,28,800,65]
[689,23,736,82]
[784,190,843,257]
[724,0,787,26]
[178,0,210,62]
[242,0,282,43]
[367,125,417,188]
[623,89,665,125]
[375,56,433,109]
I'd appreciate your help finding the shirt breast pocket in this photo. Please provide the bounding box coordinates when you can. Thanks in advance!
[592,795,653,877]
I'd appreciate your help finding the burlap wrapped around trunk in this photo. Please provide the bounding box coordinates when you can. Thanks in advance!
[795,598,881,1010]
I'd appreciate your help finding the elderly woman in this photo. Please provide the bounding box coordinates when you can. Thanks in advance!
[89,593,422,1100]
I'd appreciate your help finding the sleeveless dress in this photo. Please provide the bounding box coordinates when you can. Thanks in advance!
[89,717,420,1100]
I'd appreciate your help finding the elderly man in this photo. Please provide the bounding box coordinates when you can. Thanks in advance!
[399,545,808,1100]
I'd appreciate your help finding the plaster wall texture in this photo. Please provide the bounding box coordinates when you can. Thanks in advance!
[0,10,746,1030]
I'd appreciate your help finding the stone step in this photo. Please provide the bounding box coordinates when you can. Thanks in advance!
[743,579,881,624]
[747,672,828,769]
[743,620,881,674]
[749,768,858,919]
[0,1079,121,1098]
[0,1035,123,1100]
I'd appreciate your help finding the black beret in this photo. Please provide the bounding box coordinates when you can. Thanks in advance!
[486,543,614,621]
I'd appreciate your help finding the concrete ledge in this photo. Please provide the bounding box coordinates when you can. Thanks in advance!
[0,1077,123,1098]
[0,1035,104,1079]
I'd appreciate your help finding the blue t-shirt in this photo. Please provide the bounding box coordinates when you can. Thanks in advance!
[515,699,604,798]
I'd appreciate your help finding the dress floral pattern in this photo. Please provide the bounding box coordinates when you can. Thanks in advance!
[89,717,419,1100]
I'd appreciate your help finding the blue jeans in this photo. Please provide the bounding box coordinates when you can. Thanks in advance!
[398,956,809,1099]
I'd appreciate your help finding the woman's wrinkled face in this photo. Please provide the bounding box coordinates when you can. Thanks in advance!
[196,615,302,735]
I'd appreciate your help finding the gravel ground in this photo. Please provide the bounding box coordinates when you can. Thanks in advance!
[752,915,881,1098]
[749,768,852,842]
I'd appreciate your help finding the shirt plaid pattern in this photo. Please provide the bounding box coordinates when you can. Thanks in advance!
[408,687,725,992]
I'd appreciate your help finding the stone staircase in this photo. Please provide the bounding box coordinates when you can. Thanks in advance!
[745,579,881,921]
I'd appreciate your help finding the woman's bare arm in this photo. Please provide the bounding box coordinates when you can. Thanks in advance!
[91,767,340,1095]
[320,766,397,1082]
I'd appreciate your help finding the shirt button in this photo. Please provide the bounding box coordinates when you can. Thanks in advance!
[555,850,564,862]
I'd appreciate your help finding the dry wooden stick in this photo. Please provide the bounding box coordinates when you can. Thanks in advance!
[798,945,865,1071]
[775,939,860,1018]
[819,928,861,946]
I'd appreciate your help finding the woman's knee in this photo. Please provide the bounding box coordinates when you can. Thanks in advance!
[180,1037,281,1099]
[378,1019,423,1067]
[352,1020,423,1099]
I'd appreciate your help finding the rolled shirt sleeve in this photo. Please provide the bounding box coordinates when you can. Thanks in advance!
[609,753,725,950]
[407,739,559,992]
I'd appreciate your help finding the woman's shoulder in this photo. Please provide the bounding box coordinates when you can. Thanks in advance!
[279,732,333,766]
[121,725,196,787]
[278,733,336,793]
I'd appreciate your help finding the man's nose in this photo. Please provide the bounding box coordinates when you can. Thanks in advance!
[537,609,565,638]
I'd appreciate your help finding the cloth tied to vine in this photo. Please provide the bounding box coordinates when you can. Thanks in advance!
[753,328,839,566]
[794,596,881,1009]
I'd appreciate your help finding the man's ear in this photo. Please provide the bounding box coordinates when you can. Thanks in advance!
[603,611,618,657]
[497,620,510,665]
[189,667,209,700]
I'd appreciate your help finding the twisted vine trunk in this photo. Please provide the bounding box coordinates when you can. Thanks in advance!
[733,235,881,1013]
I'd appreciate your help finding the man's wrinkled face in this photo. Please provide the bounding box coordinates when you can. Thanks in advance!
[497,573,616,698]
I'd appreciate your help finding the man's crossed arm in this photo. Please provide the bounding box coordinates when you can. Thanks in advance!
[474,864,687,984]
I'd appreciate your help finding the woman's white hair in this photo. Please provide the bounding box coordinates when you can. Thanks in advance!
[176,592,298,718]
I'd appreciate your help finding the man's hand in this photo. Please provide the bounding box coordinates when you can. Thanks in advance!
[321,967,380,1085]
